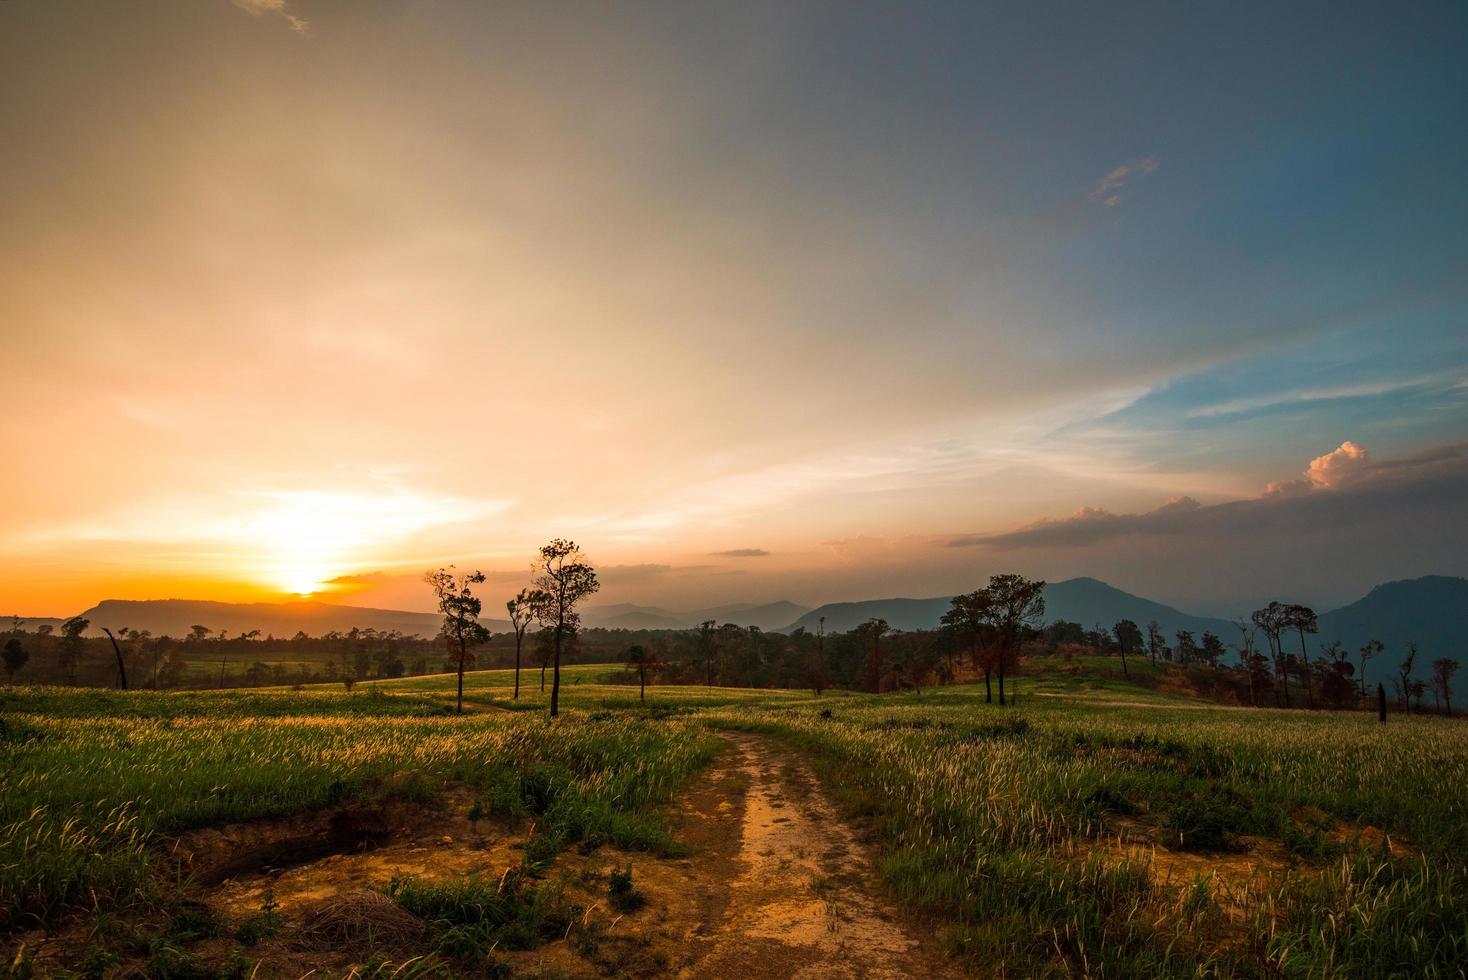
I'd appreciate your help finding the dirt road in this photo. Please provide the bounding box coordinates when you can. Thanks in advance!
[667,732,961,979]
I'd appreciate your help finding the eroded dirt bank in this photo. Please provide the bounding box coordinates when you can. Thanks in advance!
[23,733,960,977]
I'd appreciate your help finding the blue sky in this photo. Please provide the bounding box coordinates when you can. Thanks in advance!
[1,0,1465,614]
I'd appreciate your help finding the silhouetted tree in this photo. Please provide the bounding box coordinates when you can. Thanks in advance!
[942,591,992,701]
[624,643,660,701]
[1112,619,1142,677]
[2,635,26,683]
[1432,658,1459,716]
[1199,631,1225,668]
[58,616,88,685]
[982,574,1045,706]
[860,617,890,692]
[507,589,533,700]
[1317,641,1356,708]
[1252,602,1289,707]
[1283,604,1318,708]
[527,539,600,718]
[1174,630,1198,665]
[697,620,717,686]
[424,566,492,715]
[1357,639,1383,697]
[101,627,129,690]
[1146,619,1165,663]
[1394,643,1418,713]
[1231,618,1263,706]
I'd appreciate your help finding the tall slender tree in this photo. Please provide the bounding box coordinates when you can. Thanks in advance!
[527,539,599,718]
[1432,658,1460,716]
[507,589,533,700]
[698,620,717,686]
[624,643,661,701]
[58,616,89,686]
[1395,643,1418,713]
[424,567,491,715]
[1357,639,1383,697]
[1252,602,1289,706]
[101,626,128,690]
[1112,619,1142,677]
[1284,604,1319,709]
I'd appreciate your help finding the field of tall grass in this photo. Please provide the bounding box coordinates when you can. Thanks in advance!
[2,668,1464,976]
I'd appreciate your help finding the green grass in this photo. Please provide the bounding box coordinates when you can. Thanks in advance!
[3,667,1465,977]
[0,694,718,930]
[699,688,1468,976]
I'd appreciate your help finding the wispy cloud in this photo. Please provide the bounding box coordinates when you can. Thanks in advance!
[1187,375,1454,420]
[711,548,770,558]
[231,0,311,36]
[1088,157,1158,208]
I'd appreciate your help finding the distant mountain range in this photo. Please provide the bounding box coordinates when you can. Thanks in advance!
[14,577,1464,685]
[583,600,810,632]
[24,598,505,639]
[787,576,1467,684]
[786,577,1236,638]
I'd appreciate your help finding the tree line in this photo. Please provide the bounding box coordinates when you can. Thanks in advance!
[5,563,1460,717]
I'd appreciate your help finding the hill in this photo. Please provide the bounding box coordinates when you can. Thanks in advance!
[786,577,1236,639]
[584,600,810,631]
[69,598,507,639]
[1318,576,1468,685]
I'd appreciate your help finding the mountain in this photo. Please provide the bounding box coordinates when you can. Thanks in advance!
[1317,576,1468,682]
[67,598,509,639]
[689,601,811,631]
[584,601,811,631]
[786,577,1236,639]
[582,604,686,629]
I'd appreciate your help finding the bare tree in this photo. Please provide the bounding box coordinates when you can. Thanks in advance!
[1146,619,1165,662]
[424,567,492,716]
[101,627,129,690]
[1231,618,1260,706]
[507,589,533,700]
[527,539,600,718]
[1394,643,1418,713]
[1357,639,1383,698]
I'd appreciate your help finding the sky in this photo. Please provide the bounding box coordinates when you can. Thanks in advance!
[2,0,1466,618]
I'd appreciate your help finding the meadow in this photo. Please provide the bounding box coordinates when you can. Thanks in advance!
[2,663,1464,977]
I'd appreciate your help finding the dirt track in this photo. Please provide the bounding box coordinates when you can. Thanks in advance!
[672,733,960,978]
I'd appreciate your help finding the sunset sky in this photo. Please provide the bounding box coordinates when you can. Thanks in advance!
[3,1,1466,617]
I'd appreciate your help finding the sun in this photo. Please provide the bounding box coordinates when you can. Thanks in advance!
[280,564,331,596]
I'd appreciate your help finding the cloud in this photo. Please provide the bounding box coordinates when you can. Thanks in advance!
[954,442,1468,550]
[1088,157,1158,208]
[948,496,1202,549]
[711,548,770,558]
[231,0,311,35]
[325,571,389,586]
[1263,440,1370,497]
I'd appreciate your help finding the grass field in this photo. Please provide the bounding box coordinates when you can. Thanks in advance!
[2,662,1464,977]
